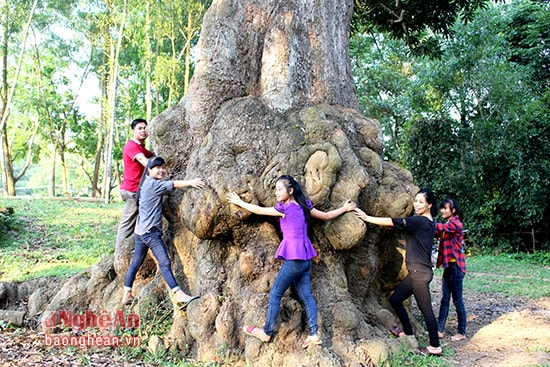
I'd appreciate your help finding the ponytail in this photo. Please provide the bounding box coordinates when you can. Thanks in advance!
[417,188,438,217]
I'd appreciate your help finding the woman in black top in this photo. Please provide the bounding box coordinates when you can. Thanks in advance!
[354,189,441,356]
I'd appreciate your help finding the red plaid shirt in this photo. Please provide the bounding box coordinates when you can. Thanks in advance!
[435,215,466,273]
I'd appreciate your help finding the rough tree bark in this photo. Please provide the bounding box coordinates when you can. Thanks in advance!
[146,0,418,365]
[41,0,420,366]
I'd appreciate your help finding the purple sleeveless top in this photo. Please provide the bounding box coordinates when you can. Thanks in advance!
[273,200,317,260]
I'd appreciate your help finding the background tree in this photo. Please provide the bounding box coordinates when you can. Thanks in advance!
[31,25,89,196]
[403,1,550,251]
[351,33,415,162]
[1,0,89,196]
[147,0,210,111]
[0,0,39,196]
[100,0,127,202]
[504,0,550,99]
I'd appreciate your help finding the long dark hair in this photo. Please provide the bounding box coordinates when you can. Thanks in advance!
[277,175,311,221]
[440,198,461,220]
[417,188,438,217]
[136,156,165,206]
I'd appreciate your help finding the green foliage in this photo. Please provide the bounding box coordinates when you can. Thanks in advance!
[352,0,490,55]
[0,197,120,281]
[504,0,550,95]
[352,1,550,253]
[0,207,17,233]
[350,33,416,161]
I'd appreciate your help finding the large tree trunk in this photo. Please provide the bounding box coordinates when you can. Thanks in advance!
[146,0,417,365]
[43,1,418,365]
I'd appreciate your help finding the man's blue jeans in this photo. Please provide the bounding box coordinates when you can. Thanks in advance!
[124,228,180,292]
[264,260,319,336]
[438,262,467,335]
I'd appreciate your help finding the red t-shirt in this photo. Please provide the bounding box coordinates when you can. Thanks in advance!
[120,140,153,192]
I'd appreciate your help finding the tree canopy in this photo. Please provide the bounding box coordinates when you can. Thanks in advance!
[352,0,490,54]
[352,0,550,251]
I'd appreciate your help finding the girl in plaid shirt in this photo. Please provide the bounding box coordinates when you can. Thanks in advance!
[435,198,467,341]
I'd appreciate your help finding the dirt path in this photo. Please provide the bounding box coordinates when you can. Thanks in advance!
[430,275,550,367]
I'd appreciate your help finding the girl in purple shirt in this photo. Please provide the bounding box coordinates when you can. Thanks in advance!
[228,175,355,348]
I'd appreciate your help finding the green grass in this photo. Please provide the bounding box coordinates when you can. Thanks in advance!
[386,345,454,367]
[464,254,550,298]
[0,197,122,281]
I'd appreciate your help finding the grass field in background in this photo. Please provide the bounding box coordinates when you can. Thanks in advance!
[463,254,550,299]
[0,197,122,281]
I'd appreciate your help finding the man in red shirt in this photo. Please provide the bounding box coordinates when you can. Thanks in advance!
[114,118,154,275]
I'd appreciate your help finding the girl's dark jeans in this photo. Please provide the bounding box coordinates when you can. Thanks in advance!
[438,262,467,336]
[124,228,180,291]
[389,269,440,348]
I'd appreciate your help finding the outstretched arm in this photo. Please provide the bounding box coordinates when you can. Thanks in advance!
[435,219,462,235]
[354,208,394,227]
[227,192,283,217]
[310,200,356,221]
[135,153,149,167]
[173,178,206,189]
